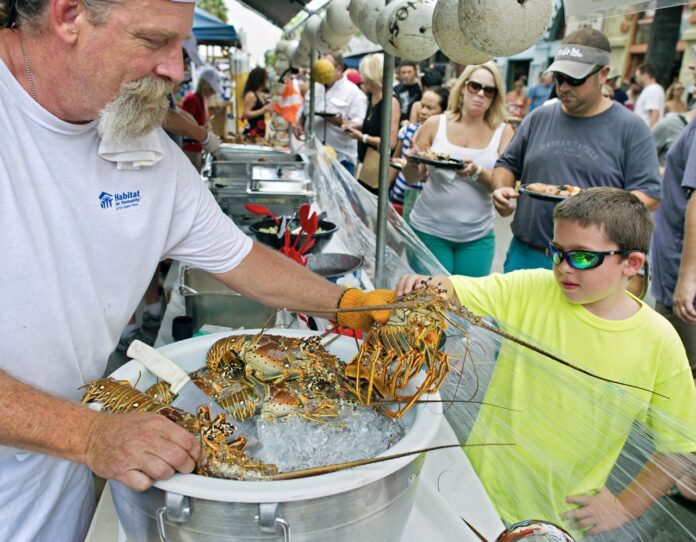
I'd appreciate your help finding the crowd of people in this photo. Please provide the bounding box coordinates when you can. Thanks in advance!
[1,0,695,540]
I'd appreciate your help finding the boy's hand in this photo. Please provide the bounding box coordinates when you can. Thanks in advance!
[395,274,454,299]
[563,487,633,535]
[492,187,519,217]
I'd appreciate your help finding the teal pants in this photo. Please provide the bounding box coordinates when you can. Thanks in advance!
[503,237,553,272]
[414,229,495,277]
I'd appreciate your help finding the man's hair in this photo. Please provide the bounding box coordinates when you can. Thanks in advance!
[637,63,657,79]
[3,0,120,30]
[398,60,417,71]
[562,27,611,53]
[326,52,344,70]
[553,188,654,253]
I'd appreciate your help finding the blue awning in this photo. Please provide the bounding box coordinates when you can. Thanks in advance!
[193,7,240,47]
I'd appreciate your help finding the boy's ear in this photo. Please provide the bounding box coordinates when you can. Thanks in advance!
[624,251,646,277]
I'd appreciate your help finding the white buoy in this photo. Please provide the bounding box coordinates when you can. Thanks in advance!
[458,0,553,57]
[317,16,352,52]
[375,1,401,56]
[357,0,386,44]
[377,0,439,62]
[303,14,323,51]
[348,0,366,28]
[433,0,490,65]
[327,0,357,36]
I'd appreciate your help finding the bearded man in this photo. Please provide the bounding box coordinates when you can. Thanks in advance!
[0,1,392,539]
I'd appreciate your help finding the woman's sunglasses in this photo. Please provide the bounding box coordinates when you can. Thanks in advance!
[552,66,603,87]
[546,243,641,270]
[465,80,498,99]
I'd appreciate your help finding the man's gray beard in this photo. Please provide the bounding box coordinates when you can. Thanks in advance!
[97,78,173,142]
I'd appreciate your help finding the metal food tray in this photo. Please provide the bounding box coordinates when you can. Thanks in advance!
[179,266,277,331]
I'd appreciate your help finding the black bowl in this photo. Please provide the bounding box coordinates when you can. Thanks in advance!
[249,218,338,254]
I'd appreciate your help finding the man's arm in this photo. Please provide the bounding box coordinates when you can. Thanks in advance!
[0,370,200,491]
[648,109,660,129]
[210,242,344,316]
[491,167,519,217]
[163,109,207,142]
[630,190,660,212]
[673,193,696,324]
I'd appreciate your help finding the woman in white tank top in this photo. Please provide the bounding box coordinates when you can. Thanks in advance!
[403,62,515,276]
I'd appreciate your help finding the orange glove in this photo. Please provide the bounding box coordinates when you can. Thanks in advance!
[336,288,397,332]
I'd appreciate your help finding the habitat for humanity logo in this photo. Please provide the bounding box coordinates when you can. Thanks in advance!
[98,190,141,211]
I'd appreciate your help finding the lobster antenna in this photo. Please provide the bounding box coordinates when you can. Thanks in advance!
[374,398,521,412]
[289,294,663,398]
[267,442,515,481]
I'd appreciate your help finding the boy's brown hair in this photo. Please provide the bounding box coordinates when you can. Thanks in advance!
[553,188,654,253]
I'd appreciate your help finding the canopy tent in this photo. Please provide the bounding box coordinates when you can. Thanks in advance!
[193,7,240,47]
[237,0,311,29]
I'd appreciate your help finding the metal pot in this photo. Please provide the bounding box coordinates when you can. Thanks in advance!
[107,330,442,542]
[307,253,363,282]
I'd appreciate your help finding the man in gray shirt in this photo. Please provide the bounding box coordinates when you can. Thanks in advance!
[492,28,661,274]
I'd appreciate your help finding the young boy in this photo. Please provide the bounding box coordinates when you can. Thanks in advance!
[395,188,696,536]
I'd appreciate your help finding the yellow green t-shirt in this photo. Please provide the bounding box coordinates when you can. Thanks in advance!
[450,269,696,529]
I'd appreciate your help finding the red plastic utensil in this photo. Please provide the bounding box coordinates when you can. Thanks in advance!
[297,238,316,256]
[244,203,279,225]
[296,213,319,255]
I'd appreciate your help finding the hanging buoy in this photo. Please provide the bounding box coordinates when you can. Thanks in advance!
[377,0,439,62]
[357,0,386,44]
[327,0,357,36]
[458,0,553,57]
[433,0,490,65]
[349,0,366,28]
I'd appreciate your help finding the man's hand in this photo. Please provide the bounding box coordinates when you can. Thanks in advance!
[83,412,201,491]
[326,113,343,127]
[293,124,304,140]
[336,288,396,331]
[492,186,519,217]
[563,487,633,535]
[395,274,453,299]
[672,277,696,324]
[202,132,221,153]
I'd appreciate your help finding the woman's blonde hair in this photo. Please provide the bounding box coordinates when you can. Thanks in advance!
[447,61,507,129]
[359,53,384,90]
[666,81,685,101]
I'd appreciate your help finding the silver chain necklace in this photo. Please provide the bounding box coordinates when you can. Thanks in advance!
[18,33,38,102]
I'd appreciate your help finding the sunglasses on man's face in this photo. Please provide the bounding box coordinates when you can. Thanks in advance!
[465,80,498,99]
[552,65,603,87]
[546,243,641,270]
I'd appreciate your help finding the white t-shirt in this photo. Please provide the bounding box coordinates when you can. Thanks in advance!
[304,76,367,164]
[635,82,665,126]
[0,58,252,453]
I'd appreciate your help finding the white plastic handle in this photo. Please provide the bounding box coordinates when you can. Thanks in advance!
[127,340,191,394]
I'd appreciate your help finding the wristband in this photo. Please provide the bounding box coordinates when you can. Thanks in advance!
[470,163,483,182]
[362,133,368,144]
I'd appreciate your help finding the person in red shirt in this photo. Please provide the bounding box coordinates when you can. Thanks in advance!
[181,67,222,171]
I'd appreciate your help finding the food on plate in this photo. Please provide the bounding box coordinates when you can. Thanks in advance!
[525,183,582,197]
[416,147,453,162]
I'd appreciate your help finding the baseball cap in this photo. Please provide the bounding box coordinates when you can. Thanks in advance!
[345,69,363,86]
[197,67,222,94]
[546,44,611,79]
